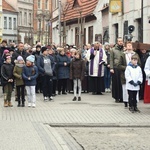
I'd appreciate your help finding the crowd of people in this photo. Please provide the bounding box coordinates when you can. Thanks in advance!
[0,38,150,112]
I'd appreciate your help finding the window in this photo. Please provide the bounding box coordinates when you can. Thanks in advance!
[53,0,58,10]
[88,26,93,44]
[38,20,41,30]
[136,19,142,42]
[24,12,27,26]
[9,17,12,29]
[45,0,48,9]
[19,11,22,25]
[38,0,41,9]
[45,21,48,31]
[13,18,17,30]
[114,23,118,43]
[4,17,7,29]
[124,21,128,36]
[29,13,32,25]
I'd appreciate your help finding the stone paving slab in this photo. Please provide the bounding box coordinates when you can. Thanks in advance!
[1,89,150,149]
[1,92,150,126]
[0,121,74,150]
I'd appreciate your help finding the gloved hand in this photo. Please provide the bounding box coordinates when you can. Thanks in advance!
[129,80,134,85]
[133,83,138,87]
[129,80,138,86]
[137,81,142,85]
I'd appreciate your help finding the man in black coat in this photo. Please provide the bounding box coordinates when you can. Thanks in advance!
[11,42,29,65]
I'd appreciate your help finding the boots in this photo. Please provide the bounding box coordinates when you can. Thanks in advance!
[129,106,134,113]
[78,97,81,101]
[4,101,8,107]
[134,107,140,113]
[8,101,13,107]
[124,102,128,108]
[22,100,25,107]
[17,100,21,107]
[72,97,77,101]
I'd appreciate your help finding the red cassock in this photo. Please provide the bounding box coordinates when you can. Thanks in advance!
[144,81,150,103]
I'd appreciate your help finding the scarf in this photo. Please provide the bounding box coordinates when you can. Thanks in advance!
[98,49,103,76]
[90,48,103,76]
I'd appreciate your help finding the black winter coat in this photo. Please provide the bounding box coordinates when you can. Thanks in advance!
[11,50,29,65]
[1,62,14,86]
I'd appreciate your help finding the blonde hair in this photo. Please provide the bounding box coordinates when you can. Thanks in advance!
[57,47,64,53]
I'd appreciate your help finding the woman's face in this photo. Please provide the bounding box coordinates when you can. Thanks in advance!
[75,54,80,59]
[48,49,53,54]
[60,50,65,55]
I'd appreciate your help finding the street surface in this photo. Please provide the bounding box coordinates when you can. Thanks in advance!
[0,88,150,150]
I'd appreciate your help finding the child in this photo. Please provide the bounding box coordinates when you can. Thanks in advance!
[118,42,140,108]
[125,55,143,113]
[13,56,25,107]
[1,55,14,107]
[70,51,85,101]
[22,55,38,108]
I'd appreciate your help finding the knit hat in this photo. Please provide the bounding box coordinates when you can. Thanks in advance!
[26,55,35,63]
[3,49,9,54]
[17,56,24,61]
[41,47,47,53]
[104,42,110,46]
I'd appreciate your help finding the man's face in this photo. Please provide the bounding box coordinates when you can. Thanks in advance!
[126,43,132,50]
[18,43,24,51]
[94,43,100,50]
[117,39,123,46]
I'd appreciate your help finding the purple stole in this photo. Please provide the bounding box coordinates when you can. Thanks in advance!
[90,48,103,76]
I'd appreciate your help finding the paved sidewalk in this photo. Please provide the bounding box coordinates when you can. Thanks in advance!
[0,89,150,149]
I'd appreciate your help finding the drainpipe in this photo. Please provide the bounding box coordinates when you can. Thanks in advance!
[141,0,143,42]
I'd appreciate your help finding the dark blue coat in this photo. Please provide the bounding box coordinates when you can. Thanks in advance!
[22,65,38,86]
[57,54,70,79]
[36,55,54,76]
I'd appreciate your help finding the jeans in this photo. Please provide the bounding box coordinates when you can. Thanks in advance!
[104,67,111,89]
[73,79,82,97]
[26,86,36,103]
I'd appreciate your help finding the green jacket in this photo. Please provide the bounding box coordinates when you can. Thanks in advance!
[13,63,25,86]
[110,44,124,69]
[118,51,141,84]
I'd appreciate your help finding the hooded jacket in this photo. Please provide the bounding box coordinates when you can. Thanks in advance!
[13,61,25,86]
